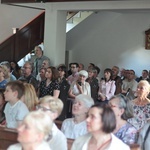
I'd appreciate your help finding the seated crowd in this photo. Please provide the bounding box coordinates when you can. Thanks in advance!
[0,45,150,150]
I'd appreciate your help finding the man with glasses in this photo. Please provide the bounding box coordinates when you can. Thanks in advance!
[18,61,38,91]
[67,63,79,85]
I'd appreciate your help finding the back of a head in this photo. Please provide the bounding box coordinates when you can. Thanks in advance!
[75,94,94,108]
[24,110,53,139]
[40,96,64,117]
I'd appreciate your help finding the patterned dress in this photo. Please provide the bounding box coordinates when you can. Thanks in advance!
[128,103,150,130]
[114,123,138,145]
[39,79,60,98]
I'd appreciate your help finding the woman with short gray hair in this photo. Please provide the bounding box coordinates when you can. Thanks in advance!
[109,94,138,145]
[61,94,94,139]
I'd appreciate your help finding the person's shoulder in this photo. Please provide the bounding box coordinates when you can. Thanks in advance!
[42,55,50,60]
[63,118,73,124]
[111,134,130,149]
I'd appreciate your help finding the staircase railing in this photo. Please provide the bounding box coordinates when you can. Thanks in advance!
[0,11,45,62]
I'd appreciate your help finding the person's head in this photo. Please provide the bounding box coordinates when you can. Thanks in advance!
[86,103,116,134]
[127,70,135,81]
[22,62,33,77]
[142,70,149,79]
[78,63,84,72]
[88,67,97,78]
[88,63,95,69]
[45,66,59,81]
[21,83,38,111]
[17,110,53,145]
[104,68,112,80]
[39,68,46,80]
[70,63,79,74]
[72,94,94,117]
[10,60,20,71]
[0,89,5,106]
[112,66,119,77]
[57,65,67,78]
[94,66,100,77]
[34,46,43,58]
[38,96,63,121]
[42,59,50,69]
[109,94,133,121]
[136,80,150,98]
[120,68,125,77]
[0,65,9,79]
[78,70,88,83]
[0,61,11,72]
[4,81,25,102]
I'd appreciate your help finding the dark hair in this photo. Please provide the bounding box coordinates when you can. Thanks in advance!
[110,94,134,120]
[89,63,95,67]
[6,81,25,99]
[57,65,67,78]
[104,68,113,80]
[130,69,135,75]
[47,66,59,81]
[71,63,79,68]
[0,89,5,100]
[95,66,100,74]
[10,60,20,71]
[91,103,116,133]
[143,70,148,74]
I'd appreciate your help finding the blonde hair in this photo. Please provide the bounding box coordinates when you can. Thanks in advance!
[0,65,9,79]
[24,110,53,139]
[39,96,63,116]
[138,80,150,95]
[23,83,38,111]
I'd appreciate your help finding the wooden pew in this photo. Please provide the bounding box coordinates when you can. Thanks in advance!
[0,127,17,150]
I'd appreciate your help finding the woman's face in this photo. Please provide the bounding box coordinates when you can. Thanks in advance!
[136,83,149,97]
[38,103,55,121]
[10,62,16,69]
[86,107,103,133]
[72,100,87,116]
[58,69,65,78]
[17,120,42,144]
[45,68,52,79]
[104,71,111,79]
[78,74,86,83]
[88,71,94,78]
[109,98,123,119]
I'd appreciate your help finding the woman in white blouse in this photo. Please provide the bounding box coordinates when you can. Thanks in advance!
[61,94,94,139]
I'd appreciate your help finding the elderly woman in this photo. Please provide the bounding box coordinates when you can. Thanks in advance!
[8,111,52,150]
[68,70,91,99]
[128,80,150,130]
[38,96,67,150]
[109,94,137,145]
[61,94,94,139]
[71,104,130,150]
[98,68,116,103]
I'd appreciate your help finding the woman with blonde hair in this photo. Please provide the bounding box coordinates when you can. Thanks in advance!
[0,65,9,88]
[128,80,150,130]
[21,83,38,111]
[8,110,52,150]
[38,95,67,150]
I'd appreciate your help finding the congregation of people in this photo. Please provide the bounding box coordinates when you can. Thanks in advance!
[0,44,150,150]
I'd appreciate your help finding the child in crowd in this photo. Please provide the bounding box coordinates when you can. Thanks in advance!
[0,65,8,89]
[0,89,6,124]
[3,81,29,128]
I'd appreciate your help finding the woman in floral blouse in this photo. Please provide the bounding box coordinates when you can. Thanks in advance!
[109,94,137,145]
[128,80,150,130]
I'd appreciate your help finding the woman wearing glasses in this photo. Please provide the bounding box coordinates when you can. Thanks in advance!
[38,95,67,150]
[109,94,137,145]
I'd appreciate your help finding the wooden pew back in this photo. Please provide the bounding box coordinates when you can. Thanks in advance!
[0,127,18,149]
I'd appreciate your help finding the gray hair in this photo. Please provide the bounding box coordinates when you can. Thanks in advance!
[75,94,94,108]
[110,94,133,120]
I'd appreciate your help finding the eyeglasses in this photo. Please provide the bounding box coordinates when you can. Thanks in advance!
[37,105,52,112]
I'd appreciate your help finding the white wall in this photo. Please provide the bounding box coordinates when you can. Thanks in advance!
[0,4,42,42]
[66,10,150,77]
